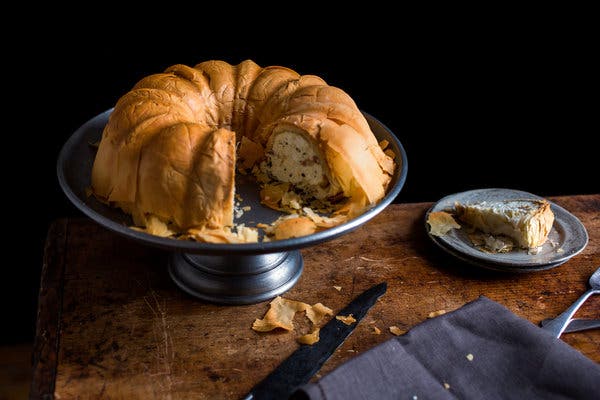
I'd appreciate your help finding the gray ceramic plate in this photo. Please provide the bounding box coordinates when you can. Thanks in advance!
[425,188,588,272]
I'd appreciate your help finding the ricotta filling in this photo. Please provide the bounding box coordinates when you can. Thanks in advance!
[266,131,338,200]
[456,200,551,249]
[464,201,535,239]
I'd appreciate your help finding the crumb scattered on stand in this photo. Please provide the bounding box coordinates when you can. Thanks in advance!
[372,326,381,335]
[333,286,342,291]
[466,353,474,361]
[443,382,450,390]
[428,309,446,318]
[389,326,404,336]
[234,203,244,219]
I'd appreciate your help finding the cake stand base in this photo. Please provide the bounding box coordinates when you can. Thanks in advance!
[168,251,304,304]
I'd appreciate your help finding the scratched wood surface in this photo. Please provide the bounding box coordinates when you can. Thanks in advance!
[32,195,600,399]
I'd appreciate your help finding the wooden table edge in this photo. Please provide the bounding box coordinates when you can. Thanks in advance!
[30,219,69,400]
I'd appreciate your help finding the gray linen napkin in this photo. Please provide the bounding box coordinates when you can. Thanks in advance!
[293,296,600,400]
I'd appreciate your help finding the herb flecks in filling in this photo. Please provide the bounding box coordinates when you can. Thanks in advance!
[265,131,340,202]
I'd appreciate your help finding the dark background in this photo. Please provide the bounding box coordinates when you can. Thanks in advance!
[4,17,596,345]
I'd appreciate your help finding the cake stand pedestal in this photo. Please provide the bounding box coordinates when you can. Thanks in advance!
[168,251,303,304]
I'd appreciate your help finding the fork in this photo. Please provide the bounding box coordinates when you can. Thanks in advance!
[541,267,600,338]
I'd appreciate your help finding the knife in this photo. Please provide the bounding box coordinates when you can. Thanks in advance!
[243,282,387,400]
[540,318,600,334]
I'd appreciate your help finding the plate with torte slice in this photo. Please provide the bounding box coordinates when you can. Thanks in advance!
[425,188,588,272]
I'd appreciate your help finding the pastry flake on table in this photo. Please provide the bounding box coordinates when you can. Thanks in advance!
[252,296,333,345]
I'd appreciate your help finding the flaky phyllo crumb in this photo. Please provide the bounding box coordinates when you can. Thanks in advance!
[468,233,514,253]
[130,214,176,237]
[389,326,405,336]
[256,206,349,241]
[131,213,260,244]
[427,309,447,318]
[427,211,460,237]
[252,296,333,345]
[379,139,396,160]
[186,224,259,244]
[335,314,357,325]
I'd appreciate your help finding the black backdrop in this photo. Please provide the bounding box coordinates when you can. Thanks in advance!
[4,17,596,344]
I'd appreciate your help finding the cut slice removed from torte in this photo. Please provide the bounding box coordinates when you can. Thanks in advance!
[454,199,554,249]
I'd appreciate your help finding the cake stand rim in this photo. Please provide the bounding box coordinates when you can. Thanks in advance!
[57,109,408,255]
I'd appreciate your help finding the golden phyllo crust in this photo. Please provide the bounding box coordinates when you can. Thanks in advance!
[91,60,395,242]
[455,199,554,248]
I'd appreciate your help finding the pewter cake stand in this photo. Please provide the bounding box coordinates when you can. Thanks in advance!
[58,110,407,304]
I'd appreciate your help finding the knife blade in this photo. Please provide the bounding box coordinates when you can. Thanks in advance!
[243,282,387,400]
[540,318,600,334]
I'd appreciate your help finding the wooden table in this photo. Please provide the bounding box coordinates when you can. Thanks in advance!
[32,195,600,399]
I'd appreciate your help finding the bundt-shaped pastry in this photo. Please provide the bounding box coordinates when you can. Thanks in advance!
[91,60,395,242]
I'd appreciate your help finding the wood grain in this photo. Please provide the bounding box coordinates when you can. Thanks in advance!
[31,219,68,400]
[33,195,600,399]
